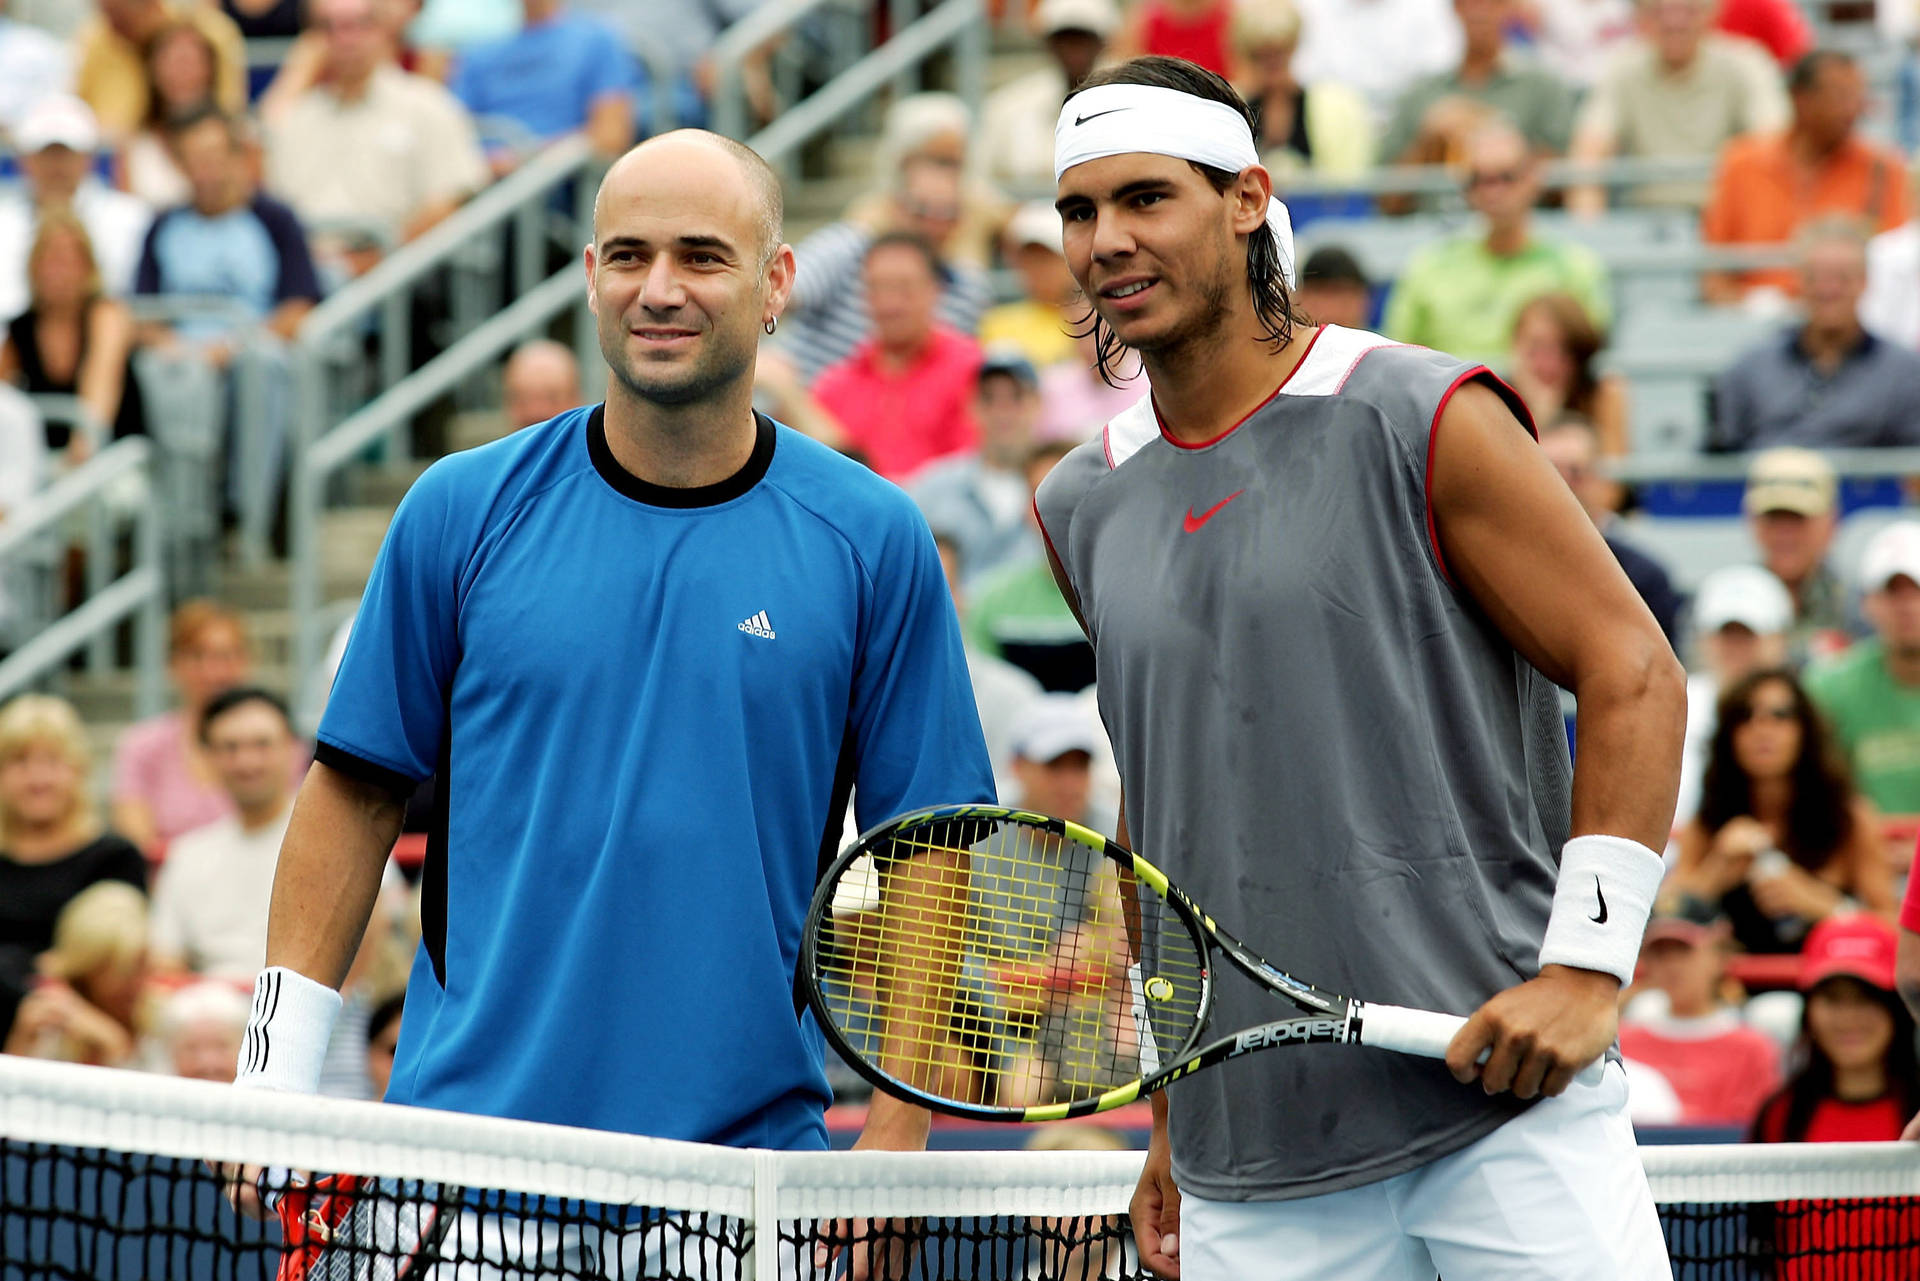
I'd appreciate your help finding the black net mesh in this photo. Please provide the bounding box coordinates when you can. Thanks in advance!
[6,1137,1920,1280]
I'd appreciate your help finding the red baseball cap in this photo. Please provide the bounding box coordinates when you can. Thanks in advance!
[1798,914,1899,992]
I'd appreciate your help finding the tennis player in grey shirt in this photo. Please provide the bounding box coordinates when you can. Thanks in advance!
[1035,57,1686,1281]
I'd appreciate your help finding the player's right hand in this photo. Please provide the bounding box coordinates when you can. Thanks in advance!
[1130,1121,1181,1278]
[213,1162,274,1220]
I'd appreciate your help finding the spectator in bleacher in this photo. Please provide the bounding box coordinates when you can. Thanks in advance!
[1619,906,1783,1126]
[1740,448,1849,665]
[0,0,73,136]
[364,988,403,1099]
[1711,221,1920,450]
[148,687,300,981]
[1378,0,1577,176]
[779,94,998,384]
[935,530,1045,804]
[1383,121,1609,366]
[218,0,304,37]
[1229,0,1373,183]
[1807,522,1920,817]
[967,439,1095,692]
[1677,564,1794,821]
[1566,0,1788,215]
[1540,416,1681,646]
[1751,914,1919,1141]
[0,385,44,533]
[572,0,755,130]
[1507,292,1631,455]
[135,107,320,518]
[0,94,152,325]
[0,694,145,1050]
[502,338,581,430]
[72,0,245,141]
[451,0,637,175]
[1038,323,1145,442]
[156,977,248,1082]
[1703,52,1911,304]
[263,0,488,279]
[115,20,221,209]
[1292,0,1462,121]
[1116,0,1233,77]
[811,232,982,483]
[0,210,145,462]
[1861,176,1920,352]
[1,880,151,1065]
[1715,0,1810,66]
[911,348,1044,589]
[1668,668,1896,954]
[979,202,1078,372]
[110,599,268,855]
[1515,0,1634,90]
[1293,245,1373,329]
[979,0,1119,188]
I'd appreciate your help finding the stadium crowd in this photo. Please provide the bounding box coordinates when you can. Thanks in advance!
[1,0,1919,1153]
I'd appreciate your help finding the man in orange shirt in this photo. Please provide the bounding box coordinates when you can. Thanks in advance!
[1702,49,1909,302]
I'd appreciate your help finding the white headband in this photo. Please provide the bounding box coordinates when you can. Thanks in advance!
[1053,83,1296,287]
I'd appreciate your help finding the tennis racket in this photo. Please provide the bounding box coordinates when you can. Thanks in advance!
[800,804,1601,1122]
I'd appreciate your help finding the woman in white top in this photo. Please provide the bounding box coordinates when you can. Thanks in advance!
[115,21,220,208]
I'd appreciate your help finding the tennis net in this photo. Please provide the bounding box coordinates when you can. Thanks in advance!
[3,1054,1917,1280]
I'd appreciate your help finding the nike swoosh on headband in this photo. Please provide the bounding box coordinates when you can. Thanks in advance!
[1074,108,1127,126]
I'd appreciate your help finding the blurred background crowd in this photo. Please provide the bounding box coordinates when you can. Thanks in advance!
[1,0,1919,1146]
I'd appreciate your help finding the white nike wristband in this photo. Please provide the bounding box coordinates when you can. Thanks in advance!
[233,967,342,1095]
[1538,834,1666,986]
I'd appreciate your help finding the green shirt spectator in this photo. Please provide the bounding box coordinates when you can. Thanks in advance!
[1382,119,1608,365]
[1806,641,1920,814]
[965,558,1093,694]
[1379,55,1578,163]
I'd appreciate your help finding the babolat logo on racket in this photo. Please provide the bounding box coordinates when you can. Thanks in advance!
[1234,1019,1345,1052]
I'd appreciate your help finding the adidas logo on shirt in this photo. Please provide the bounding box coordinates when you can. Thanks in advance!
[738,610,776,640]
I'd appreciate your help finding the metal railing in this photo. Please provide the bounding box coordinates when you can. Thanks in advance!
[0,438,166,717]
[709,0,847,144]
[1606,447,1920,484]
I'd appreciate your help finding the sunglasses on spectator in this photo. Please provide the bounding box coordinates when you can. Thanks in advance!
[1465,167,1525,190]
[1736,704,1798,724]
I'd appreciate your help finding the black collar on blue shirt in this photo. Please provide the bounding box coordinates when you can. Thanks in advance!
[586,404,776,508]
[1789,325,1878,365]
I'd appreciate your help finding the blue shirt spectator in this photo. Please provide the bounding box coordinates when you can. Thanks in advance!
[133,108,319,344]
[451,0,636,164]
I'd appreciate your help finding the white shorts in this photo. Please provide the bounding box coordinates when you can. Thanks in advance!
[1178,1060,1668,1281]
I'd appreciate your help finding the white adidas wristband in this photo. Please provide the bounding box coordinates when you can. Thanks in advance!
[234,967,342,1095]
[1538,834,1666,986]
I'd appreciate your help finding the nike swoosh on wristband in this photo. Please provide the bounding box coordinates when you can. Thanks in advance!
[1074,109,1127,126]
[1590,876,1609,925]
[1182,490,1244,533]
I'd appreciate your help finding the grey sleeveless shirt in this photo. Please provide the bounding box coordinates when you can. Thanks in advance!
[1034,326,1573,1201]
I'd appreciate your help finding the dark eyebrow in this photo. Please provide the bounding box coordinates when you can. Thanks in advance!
[599,233,742,257]
[1055,178,1178,213]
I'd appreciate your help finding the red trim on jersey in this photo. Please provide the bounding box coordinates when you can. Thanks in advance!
[1424,366,1539,588]
[1034,495,1066,571]
[1101,424,1116,470]
[1156,325,1327,451]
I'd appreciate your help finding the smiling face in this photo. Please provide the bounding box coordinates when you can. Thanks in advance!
[586,134,792,409]
[0,741,83,834]
[1806,976,1895,1074]
[1055,152,1260,365]
[1730,676,1805,782]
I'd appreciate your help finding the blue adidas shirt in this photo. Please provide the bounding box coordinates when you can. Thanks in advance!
[317,406,994,1148]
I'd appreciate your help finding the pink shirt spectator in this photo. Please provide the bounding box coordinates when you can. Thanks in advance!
[1038,363,1147,443]
[112,712,309,855]
[1619,1010,1782,1127]
[813,328,982,483]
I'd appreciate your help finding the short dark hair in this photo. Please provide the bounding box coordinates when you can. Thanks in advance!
[165,102,242,147]
[367,991,405,1044]
[864,230,945,282]
[198,686,294,745]
[1300,245,1369,289]
[1788,48,1853,95]
[703,131,785,264]
[1063,56,1300,385]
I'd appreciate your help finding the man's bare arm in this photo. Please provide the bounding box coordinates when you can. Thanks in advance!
[266,760,407,985]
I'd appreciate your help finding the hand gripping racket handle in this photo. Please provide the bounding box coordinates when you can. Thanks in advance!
[1358,1003,1607,1088]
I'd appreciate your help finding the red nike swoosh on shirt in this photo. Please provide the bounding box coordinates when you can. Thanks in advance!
[1182,490,1244,533]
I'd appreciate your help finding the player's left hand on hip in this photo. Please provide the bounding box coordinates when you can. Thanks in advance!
[1446,965,1620,1100]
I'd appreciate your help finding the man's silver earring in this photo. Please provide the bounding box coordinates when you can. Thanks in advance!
[764,317,778,335]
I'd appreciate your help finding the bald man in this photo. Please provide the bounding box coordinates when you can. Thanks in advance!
[502,338,583,429]
[224,131,991,1277]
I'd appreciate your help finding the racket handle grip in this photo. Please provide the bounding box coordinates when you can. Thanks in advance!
[1359,1003,1606,1088]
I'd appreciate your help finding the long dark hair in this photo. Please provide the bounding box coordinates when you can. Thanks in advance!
[1513,292,1604,419]
[1062,56,1300,386]
[1698,667,1856,872]
[1756,978,1920,1142]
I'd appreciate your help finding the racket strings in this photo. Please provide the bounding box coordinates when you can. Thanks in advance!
[811,817,1207,1111]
